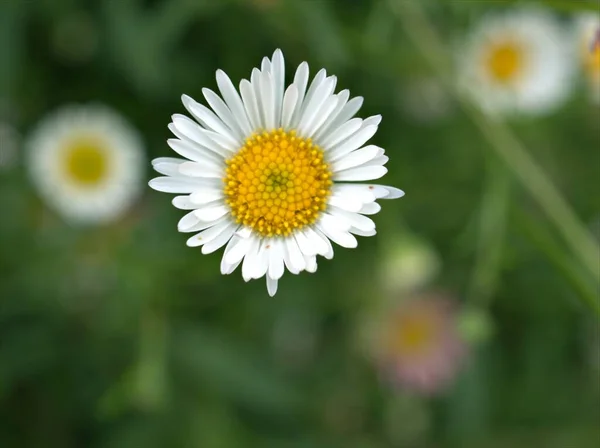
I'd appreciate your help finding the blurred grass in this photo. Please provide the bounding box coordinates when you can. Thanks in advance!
[1,0,599,447]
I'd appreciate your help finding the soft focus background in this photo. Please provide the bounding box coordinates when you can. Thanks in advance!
[1,0,599,447]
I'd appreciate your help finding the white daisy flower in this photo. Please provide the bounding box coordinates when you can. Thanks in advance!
[26,104,145,224]
[575,13,600,104]
[458,9,574,116]
[149,49,404,296]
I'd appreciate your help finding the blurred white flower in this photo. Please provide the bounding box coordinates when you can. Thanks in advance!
[379,234,441,294]
[575,13,600,104]
[0,121,19,170]
[149,49,404,296]
[458,9,574,116]
[26,104,145,224]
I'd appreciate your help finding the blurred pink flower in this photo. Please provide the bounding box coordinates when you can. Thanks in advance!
[374,296,467,395]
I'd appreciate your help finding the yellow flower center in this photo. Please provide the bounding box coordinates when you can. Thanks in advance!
[62,138,109,187]
[389,313,438,357]
[223,129,332,238]
[486,41,523,83]
[583,42,600,78]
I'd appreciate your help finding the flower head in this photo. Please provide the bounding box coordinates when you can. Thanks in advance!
[459,9,574,116]
[149,49,403,296]
[372,295,467,394]
[26,104,145,224]
[576,13,600,103]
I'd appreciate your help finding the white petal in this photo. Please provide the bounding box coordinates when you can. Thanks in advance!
[304,255,318,273]
[186,217,230,247]
[329,125,379,161]
[194,204,229,222]
[242,236,262,282]
[181,94,240,146]
[297,77,336,136]
[221,237,243,274]
[203,129,238,152]
[317,96,364,139]
[327,194,364,213]
[349,226,377,237]
[266,276,278,297]
[261,56,272,73]
[153,161,185,177]
[172,195,197,210]
[334,165,387,181]
[281,84,299,130]
[302,93,339,138]
[321,212,351,232]
[360,155,388,167]
[294,230,316,256]
[222,257,242,275]
[240,79,261,130]
[363,115,382,127]
[149,177,206,194]
[271,49,285,127]
[166,137,223,164]
[252,239,270,279]
[152,156,187,170]
[313,227,334,259]
[313,89,350,139]
[284,237,306,273]
[329,207,375,232]
[331,184,376,203]
[224,235,254,265]
[170,117,231,158]
[316,222,358,249]
[260,71,276,130]
[190,189,224,205]
[235,227,252,239]
[202,223,238,254]
[202,88,245,139]
[251,68,265,128]
[302,69,327,112]
[268,240,285,280]
[304,227,330,256]
[179,161,223,179]
[359,202,381,215]
[183,216,226,234]
[377,185,405,199]
[178,210,201,232]
[331,145,382,172]
[320,118,362,150]
[290,62,310,125]
[215,70,253,136]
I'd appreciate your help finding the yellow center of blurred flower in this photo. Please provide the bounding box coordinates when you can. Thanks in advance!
[390,314,437,356]
[63,139,108,186]
[486,41,523,83]
[223,129,332,237]
[584,43,600,77]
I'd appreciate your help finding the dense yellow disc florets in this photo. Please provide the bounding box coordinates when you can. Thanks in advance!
[223,129,332,238]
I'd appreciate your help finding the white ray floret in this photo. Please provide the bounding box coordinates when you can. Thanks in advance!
[149,49,404,296]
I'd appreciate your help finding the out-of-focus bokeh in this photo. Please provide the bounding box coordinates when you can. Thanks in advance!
[1,0,599,447]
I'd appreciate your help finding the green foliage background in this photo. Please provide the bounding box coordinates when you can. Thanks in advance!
[1,0,599,447]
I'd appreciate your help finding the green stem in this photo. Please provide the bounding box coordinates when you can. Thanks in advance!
[387,0,600,289]
[467,157,512,307]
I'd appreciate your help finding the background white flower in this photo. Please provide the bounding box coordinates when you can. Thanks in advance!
[458,9,574,116]
[575,13,600,104]
[149,49,404,296]
[26,104,145,224]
